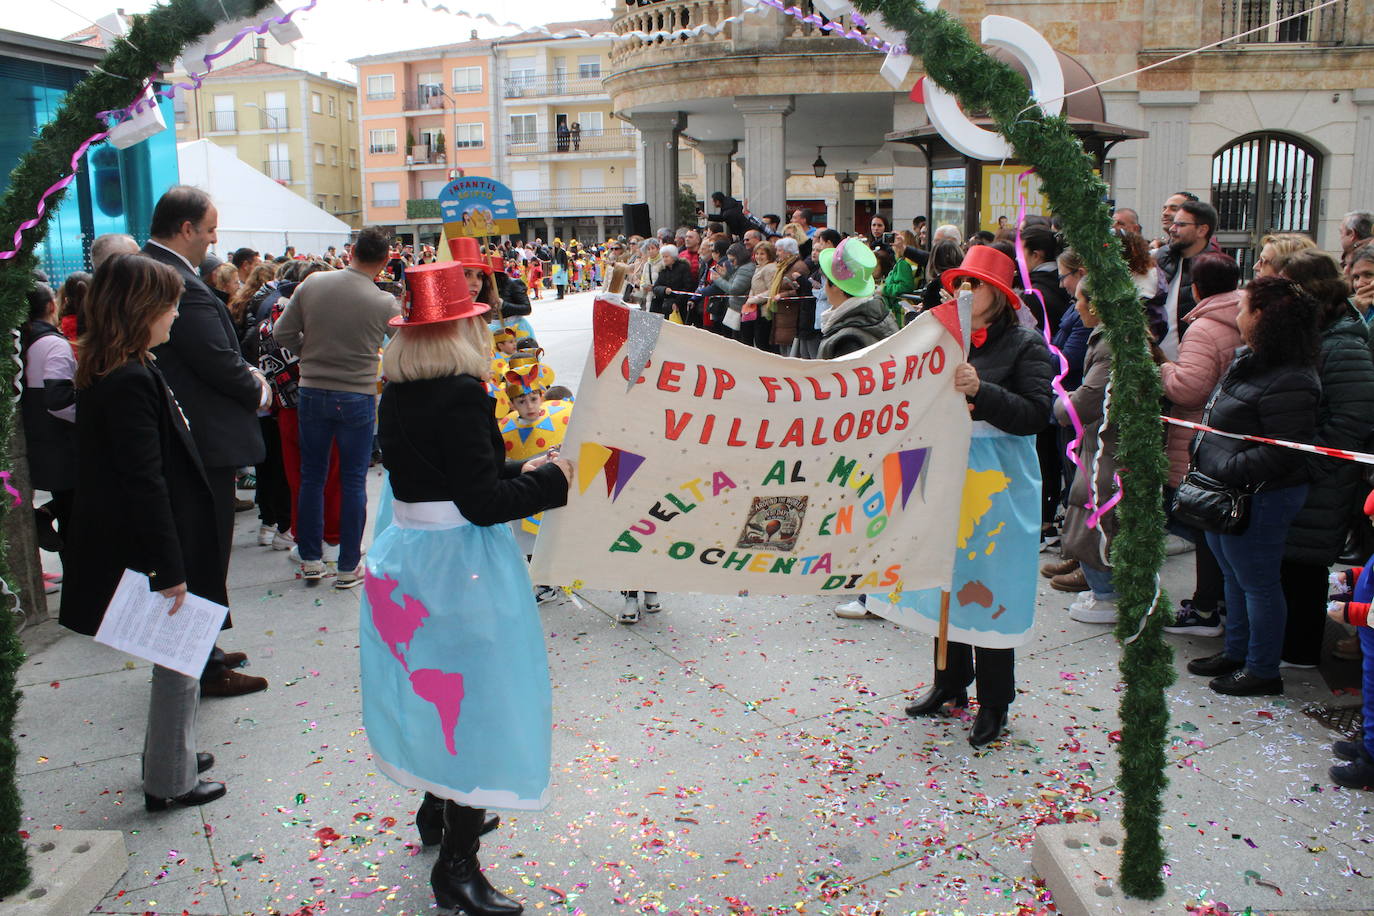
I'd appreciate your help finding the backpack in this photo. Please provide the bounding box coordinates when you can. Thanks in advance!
[251,298,301,410]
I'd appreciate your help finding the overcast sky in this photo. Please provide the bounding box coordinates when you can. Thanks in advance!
[14,0,614,79]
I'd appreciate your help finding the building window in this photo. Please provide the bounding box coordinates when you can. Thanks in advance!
[577,55,601,79]
[211,94,236,132]
[1212,131,1322,275]
[453,123,484,149]
[452,66,482,93]
[316,194,327,209]
[506,57,536,96]
[265,142,291,182]
[346,100,354,120]
[314,143,326,164]
[372,181,401,208]
[328,96,336,117]
[366,74,395,100]
[369,128,398,155]
[678,148,696,177]
[417,71,444,108]
[421,178,447,198]
[332,194,340,210]
[349,148,358,167]
[330,144,339,165]
[311,92,322,113]
[509,114,537,145]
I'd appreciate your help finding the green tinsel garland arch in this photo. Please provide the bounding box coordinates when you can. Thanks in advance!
[0,0,1173,901]
[852,0,1174,899]
[0,0,273,896]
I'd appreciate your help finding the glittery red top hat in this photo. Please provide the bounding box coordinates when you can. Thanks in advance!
[391,261,488,327]
[448,236,493,273]
[941,244,1021,309]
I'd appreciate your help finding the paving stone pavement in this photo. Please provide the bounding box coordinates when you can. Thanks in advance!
[14,293,1373,914]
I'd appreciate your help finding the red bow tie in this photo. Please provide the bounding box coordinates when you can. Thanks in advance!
[970,327,988,348]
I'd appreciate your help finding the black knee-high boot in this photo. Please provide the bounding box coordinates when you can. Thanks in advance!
[418,792,501,847]
[430,801,522,914]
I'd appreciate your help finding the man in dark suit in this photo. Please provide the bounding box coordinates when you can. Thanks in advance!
[145,185,271,698]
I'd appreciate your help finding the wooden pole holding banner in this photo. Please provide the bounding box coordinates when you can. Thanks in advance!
[606,263,628,296]
[936,280,974,672]
[936,589,951,670]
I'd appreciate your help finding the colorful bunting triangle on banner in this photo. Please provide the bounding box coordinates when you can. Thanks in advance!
[577,442,613,494]
[592,297,630,377]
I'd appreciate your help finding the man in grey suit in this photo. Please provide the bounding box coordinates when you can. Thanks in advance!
[144,185,271,697]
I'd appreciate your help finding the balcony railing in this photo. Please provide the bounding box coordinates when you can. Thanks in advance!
[403,87,450,111]
[258,107,289,130]
[263,159,292,182]
[502,73,605,98]
[512,188,635,214]
[610,0,862,64]
[366,87,396,101]
[210,110,236,132]
[1219,0,1346,44]
[507,127,637,155]
[369,142,398,155]
[406,144,431,164]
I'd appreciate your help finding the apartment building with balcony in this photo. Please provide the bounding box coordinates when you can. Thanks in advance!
[494,20,643,242]
[350,35,495,244]
[608,0,1374,260]
[174,42,362,229]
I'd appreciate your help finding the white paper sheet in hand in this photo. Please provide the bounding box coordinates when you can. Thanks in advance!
[94,569,230,678]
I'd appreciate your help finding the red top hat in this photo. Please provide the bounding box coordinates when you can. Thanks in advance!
[941,245,1021,309]
[391,262,488,327]
[448,236,493,273]
[487,254,506,274]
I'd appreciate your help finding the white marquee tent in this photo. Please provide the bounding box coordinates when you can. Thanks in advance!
[177,139,352,257]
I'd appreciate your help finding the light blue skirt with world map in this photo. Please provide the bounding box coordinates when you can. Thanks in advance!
[360,499,552,810]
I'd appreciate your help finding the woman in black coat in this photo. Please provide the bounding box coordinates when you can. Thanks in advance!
[60,253,227,811]
[1184,276,1321,696]
[20,282,77,555]
[1274,250,1374,666]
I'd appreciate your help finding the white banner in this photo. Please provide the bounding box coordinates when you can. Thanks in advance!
[529,298,973,596]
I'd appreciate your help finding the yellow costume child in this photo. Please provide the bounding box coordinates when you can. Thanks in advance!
[499,353,573,554]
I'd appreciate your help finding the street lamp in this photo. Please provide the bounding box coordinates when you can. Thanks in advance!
[812,147,827,178]
[245,101,282,131]
[838,171,857,193]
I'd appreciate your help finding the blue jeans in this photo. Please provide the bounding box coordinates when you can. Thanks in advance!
[1081,564,1116,599]
[297,387,375,570]
[1205,484,1308,680]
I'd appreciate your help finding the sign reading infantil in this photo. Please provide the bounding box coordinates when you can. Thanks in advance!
[529,297,973,596]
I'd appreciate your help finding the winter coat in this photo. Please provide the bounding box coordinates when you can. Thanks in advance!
[60,361,223,636]
[1284,309,1374,564]
[817,295,898,359]
[1057,330,1117,570]
[705,196,751,238]
[1191,349,1320,491]
[650,258,697,317]
[20,320,77,492]
[1160,290,1244,487]
[1021,262,1072,332]
[706,262,755,323]
[961,308,1056,436]
[1051,308,1092,391]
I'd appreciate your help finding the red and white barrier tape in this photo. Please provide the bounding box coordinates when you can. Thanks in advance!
[1161,416,1374,466]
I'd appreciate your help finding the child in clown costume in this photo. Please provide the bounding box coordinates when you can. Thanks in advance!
[361,260,571,913]
[1324,488,1374,791]
[499,352,573,558]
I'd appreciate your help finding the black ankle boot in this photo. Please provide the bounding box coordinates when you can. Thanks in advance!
[418,793,502,846]
[968,704,1008,748]
[417,792,445,846]
[431,801,523,914]
[904,686,969,718]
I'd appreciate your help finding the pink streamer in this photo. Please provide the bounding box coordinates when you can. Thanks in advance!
[0,0,316,263]
[0,472,19,509]
[1010,169,1120,530]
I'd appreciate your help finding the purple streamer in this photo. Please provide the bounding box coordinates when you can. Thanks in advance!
[1012,169,1120,530]
[0,0,316,262]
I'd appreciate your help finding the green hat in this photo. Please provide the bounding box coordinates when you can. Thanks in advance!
[819,237,877,298]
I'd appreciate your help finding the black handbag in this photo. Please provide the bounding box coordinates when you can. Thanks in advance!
[1171,386,1252,535]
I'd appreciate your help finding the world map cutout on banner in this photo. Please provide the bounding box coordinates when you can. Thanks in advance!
[529,298,978,604]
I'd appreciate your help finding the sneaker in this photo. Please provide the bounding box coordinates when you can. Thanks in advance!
[257,525,275,547]
[323,543,340,565]
[1069,594,1117,624]
[1330,758,1374,791]
[835,599,877,619]
[1040,557,1079,578]
[1209,669,1283,697]
[1162,601,1224,638]
[236,473,257,490]
[640,591,661,613]
[1187,651,1244,677]
[234,497,255,512]
[301,560,326,585]
[1333,740,1371,763]
[290,543,339,564]
[1279,659,1317,669]
[1050,568,1088,593]
[618,594,641,624]
[271,530,295,551]
[1164,534,1195,556]
[534,585,560,604]
[335,565,365,589]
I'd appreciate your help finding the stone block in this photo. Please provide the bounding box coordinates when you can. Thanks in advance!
[0,830,126,916]
[1032,821,1183,916]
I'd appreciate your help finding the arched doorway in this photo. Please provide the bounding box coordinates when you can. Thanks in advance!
[1211,132,1322,274]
